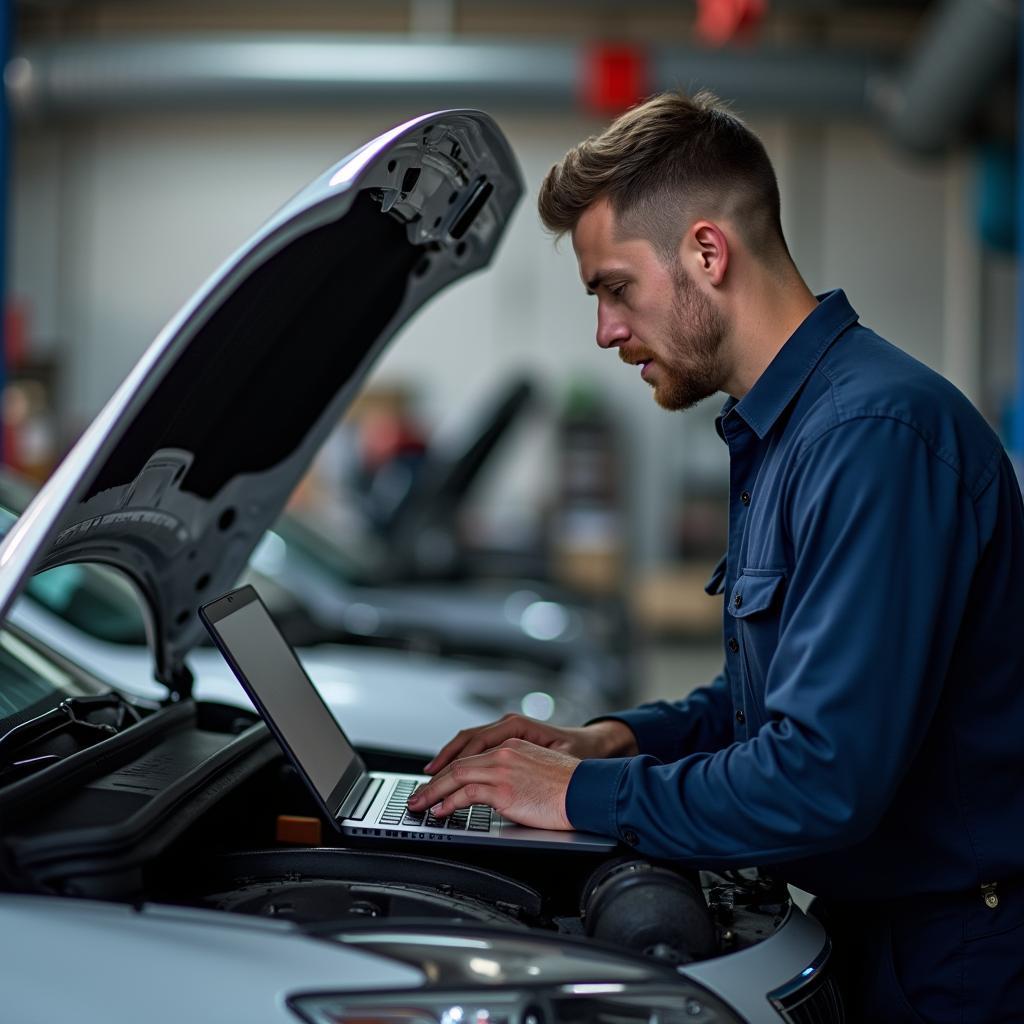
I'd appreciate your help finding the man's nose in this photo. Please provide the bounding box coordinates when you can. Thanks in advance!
[596,306,629,349]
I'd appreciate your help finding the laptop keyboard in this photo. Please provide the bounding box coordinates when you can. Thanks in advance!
[377,777,494,832]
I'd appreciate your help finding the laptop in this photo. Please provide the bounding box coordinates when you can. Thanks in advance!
[199,585,615,851]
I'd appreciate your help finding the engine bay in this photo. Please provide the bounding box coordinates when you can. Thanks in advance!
[0,699,793,968]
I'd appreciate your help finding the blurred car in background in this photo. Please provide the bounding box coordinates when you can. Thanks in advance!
[249,516,630,707]
[251,374,634,706]
[339,375,540,582]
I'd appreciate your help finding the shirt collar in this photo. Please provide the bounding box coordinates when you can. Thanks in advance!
[719,289,859,441]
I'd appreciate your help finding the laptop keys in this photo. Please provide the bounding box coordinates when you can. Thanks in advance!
[468,807,493,831]
[401,802,493,827]
[379,779,418,824]
[378,778,495,833]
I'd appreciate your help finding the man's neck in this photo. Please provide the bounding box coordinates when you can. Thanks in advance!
[722,272,819,400]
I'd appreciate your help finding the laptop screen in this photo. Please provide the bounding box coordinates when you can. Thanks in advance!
[200,586,364,813]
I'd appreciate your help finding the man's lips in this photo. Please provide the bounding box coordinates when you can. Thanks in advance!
[617,347,657,384]
[620,351,656,381]
[619,349,654,368]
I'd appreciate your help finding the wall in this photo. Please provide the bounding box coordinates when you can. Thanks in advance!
[9,105,967,564]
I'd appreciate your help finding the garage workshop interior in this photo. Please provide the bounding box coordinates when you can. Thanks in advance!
[0,2,1020,1023]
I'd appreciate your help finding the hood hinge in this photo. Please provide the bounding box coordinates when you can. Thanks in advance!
[162,662,195,704]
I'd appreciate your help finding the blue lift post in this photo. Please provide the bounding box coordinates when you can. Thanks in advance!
[1016,12,1024,469]
[0,0,10,464]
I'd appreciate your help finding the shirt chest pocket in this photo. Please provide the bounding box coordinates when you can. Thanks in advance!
[727,570,786,715]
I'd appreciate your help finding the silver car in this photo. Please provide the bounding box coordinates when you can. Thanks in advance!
[0,110,841,1022]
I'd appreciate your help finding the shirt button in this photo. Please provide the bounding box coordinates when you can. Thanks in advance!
[734,594,743,609]
[728,637,739,653]
[622,828,639,846]
[735,709,746,724]
[740,490,751,506]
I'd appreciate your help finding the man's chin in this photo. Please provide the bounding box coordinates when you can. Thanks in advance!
[651,377,714,412]
[651,386,680,411]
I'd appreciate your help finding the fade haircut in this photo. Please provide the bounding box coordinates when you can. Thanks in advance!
[538,90,791,267]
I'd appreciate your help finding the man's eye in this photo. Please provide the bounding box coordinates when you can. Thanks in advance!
[609,284,627,298]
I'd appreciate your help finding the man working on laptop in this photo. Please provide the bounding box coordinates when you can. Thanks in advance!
[407,91,1024,1021]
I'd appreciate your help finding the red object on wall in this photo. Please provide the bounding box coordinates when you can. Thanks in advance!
[581,44,649,115]
[4,299,29,371]
[695,0,766,46]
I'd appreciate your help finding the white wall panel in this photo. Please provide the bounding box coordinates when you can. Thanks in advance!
[819,122,948,368]
[10,129,63,351]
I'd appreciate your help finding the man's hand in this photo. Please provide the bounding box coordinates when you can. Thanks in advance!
[407,739,579,830]
[423,713,637,775]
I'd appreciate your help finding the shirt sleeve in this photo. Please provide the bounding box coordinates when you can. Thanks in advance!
[566,416,986,862]
[587,671,735,762]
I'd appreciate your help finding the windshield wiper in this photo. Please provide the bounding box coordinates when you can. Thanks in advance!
[0,694,142,781]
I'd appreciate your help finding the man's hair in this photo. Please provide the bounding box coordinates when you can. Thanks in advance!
[538,90,790,267]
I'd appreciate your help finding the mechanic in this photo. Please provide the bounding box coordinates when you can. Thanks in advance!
[407,91,1024,1021]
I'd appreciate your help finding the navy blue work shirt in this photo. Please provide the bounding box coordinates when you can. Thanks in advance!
[566,289,1024,902]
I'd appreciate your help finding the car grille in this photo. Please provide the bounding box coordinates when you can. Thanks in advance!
[767,942,846,1023]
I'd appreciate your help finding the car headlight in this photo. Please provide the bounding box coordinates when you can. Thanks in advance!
[288,930,743,1024]
[289,983,741,1024]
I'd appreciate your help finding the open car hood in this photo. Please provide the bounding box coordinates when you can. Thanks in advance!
[0,110,522,698]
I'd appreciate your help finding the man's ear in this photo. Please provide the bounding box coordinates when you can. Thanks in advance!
[686,221,729,287]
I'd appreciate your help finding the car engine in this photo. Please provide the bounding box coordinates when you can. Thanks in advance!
[0,700,795,970]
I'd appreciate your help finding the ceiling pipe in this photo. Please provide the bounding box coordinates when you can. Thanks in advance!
[872,0,1019,155]
[4,35,889,120]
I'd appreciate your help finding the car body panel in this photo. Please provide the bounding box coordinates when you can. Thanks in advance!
[0,894,424,1023]
[1,890,825,1024]
[681,907,830,1022]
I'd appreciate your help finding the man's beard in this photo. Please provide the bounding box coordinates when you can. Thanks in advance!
[653,266,728,411]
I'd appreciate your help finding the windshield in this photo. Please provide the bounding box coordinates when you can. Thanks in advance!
[0,627,107,731]
[0,625,142,786]
[25,564,148,646]
[0,500,148,646]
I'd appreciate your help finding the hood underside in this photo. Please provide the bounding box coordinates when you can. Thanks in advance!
[0,110,522,697]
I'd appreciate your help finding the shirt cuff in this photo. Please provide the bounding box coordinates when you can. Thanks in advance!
[565,756,632,837]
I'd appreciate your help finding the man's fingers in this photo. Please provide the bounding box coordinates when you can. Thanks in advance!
[410,741,579,833]
[424,728,478,774]
[458,721,527,761]
[408,761,472,809]
[430,783,502,818]
[424,715,540,774]
[409,750,502,808]
[436,717,562,771]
